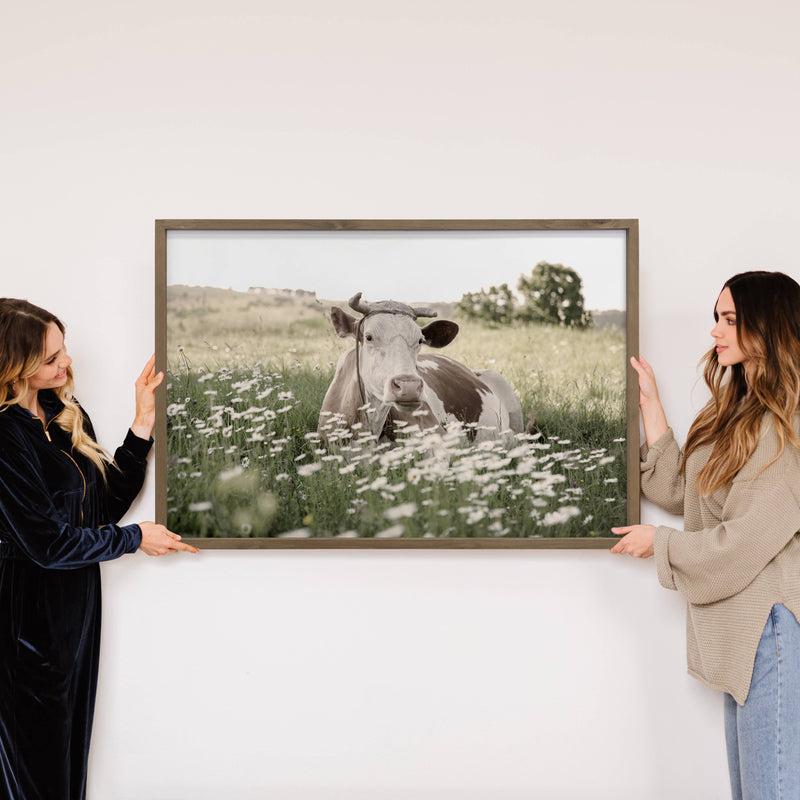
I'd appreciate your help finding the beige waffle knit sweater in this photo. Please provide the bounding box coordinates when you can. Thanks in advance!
[642,416,800,704]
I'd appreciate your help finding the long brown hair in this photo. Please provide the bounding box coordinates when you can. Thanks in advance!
[683,271,800,494]
[0,298,111,475]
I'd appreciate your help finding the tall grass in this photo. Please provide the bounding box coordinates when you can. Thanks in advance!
[166,287,627,538]
[167,364,626,538]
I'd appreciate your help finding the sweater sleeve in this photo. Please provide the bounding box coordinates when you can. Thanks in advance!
[640,428,685,515]
[653,441,800,605]
[0,433,142,569]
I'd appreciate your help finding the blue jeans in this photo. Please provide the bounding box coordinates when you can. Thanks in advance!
[724,604,800,800]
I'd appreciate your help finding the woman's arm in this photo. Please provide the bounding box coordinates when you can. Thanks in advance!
[103,429,152,524]
[130,354,161,441]
[624,438,800,603]
[654,476,800,604]
[103,355,162,521]
[632,356,685,513]
[0,436,143,567]
[0,438,196,567]
[639,428,685,514]
[631,356,668,446]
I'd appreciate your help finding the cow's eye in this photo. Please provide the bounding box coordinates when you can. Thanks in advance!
[365,334,373,342]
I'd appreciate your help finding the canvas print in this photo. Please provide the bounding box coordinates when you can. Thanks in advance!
[158,221,637,546]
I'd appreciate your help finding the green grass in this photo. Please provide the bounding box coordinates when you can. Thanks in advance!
[166,287,627,539]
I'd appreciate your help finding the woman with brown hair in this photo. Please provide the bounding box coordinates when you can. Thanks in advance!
[0,298,197,800]
[612,271,800,799]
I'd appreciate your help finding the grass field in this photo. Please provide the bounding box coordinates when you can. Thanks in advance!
[166,286,627,538]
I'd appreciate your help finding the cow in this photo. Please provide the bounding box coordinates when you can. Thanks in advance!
[318,292,524,445]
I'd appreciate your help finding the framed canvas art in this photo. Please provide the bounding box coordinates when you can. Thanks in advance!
[156,219,639,548]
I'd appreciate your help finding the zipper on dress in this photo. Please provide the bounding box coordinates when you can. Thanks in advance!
[38,417,52,441]
[37,408,62,441]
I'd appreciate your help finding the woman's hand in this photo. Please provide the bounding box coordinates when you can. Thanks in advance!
[630,355,660,406]
[630,355,669,446]
[610,524,656,558]
[138,522,199,556]
[130,354,163,440]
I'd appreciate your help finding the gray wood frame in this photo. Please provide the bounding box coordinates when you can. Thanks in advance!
[156,219,639,549]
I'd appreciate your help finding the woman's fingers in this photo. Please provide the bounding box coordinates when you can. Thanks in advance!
[139,522,199,555]
[142,370,164,391]
[610,526,631,553]
[164,529,199,553]
[631,356,660,404]
[168,539,199,554]
[146,540,199,556]
[135,355,163,390]
[631,356,655,381]
[132,356,163,437]
[610,525,655,558]
[137,354,157,382]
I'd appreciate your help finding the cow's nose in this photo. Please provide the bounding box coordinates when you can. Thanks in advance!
[388,374,423,403]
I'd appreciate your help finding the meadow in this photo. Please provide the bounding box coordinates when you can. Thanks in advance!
[166,286,628,539]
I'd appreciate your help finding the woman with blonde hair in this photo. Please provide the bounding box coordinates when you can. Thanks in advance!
[612,271,800,799]
[0,298,197,800]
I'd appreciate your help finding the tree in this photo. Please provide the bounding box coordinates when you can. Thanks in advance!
[516,262,592,328]
[456,283,517,326]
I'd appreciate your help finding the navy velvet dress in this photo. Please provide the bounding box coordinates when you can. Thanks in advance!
[0,390,148,800]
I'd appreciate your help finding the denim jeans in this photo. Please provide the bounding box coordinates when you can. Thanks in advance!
[724,604,800,800]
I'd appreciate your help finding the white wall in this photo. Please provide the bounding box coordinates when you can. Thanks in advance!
[3,1,798,797]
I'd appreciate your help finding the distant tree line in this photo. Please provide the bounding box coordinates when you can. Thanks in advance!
[456,262,592,329]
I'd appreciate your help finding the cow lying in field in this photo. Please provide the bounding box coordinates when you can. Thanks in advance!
[318,293,523,445]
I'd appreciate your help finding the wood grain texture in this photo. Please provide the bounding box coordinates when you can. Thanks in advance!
[155,221,168,526]
[156,218,637,232]
[183,536,620,550]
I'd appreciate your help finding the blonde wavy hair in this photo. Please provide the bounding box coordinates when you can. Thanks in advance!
[0,298,111,476]
[683,271,800,495]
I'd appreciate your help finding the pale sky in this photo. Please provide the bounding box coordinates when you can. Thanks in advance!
[167,228,628,310]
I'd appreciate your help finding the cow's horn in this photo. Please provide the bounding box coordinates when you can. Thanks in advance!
[410,305,438,319]
[348,292,373,316]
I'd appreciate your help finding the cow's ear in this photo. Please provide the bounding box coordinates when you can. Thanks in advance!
[330,307,357,339]
[421,320,459,348]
